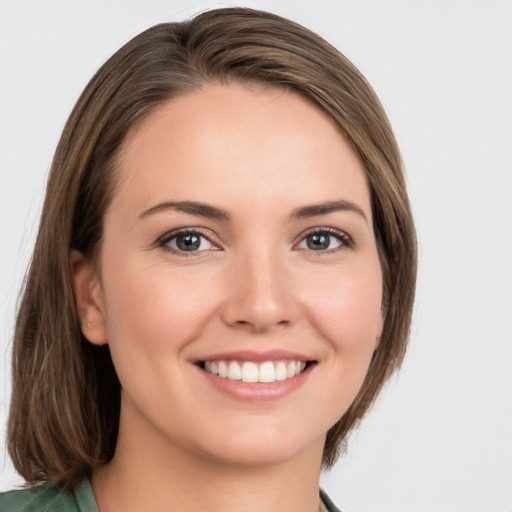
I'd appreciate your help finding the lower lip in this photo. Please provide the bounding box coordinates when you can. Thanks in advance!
[197,364,313,402]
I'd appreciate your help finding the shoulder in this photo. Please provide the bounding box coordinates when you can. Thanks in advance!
[0,480,97,512]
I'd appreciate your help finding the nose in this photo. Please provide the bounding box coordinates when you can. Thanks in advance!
[221,248,296,333]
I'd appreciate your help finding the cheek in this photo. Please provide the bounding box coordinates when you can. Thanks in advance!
[101,259,221,355]
[300,262,383,353]
[301,264,382,421]
[99,261,225,418]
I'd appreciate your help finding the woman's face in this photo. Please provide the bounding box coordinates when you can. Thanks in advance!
[85,83,383,467]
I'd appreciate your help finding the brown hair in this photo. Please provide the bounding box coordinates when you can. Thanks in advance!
[8,7,416,488]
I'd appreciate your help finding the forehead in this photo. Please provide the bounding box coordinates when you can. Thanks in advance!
[113,82,371,219]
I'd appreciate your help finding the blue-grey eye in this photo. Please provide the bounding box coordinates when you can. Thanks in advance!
[297,231,344,251]
[165,232,214,252]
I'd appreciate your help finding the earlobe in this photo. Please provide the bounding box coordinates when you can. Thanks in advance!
[71,250,108,346]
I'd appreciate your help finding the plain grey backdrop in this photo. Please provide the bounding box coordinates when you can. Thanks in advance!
[1,1,511,511]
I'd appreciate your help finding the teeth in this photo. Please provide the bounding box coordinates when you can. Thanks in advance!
[275,362,287,381]
[203,359,308,383]
[241,362,258,383]
[218,361,228,378]
[227,361,242,380]
[259,362,275,382]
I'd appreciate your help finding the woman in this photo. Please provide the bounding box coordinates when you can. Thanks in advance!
[1,7,416,512]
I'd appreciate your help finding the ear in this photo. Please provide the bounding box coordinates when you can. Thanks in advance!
[71,250,108,345]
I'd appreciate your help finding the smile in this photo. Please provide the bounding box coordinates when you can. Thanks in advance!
[202,360,308,383]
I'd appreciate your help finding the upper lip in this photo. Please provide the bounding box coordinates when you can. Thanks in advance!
[193,349,314,363]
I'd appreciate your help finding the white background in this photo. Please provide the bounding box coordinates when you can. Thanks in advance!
[1,1,511,511]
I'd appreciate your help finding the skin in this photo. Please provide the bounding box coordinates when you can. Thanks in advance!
[73,83,384,512]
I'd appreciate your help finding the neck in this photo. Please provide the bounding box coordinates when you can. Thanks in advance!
[92,417,325,512]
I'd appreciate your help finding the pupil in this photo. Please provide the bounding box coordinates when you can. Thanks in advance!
[177,234,200,251]
[307,233,329,250]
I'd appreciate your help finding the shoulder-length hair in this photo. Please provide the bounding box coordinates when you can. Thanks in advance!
[8,7,416,488]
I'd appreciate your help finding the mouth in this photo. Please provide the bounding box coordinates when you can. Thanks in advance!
[198,359,314,383]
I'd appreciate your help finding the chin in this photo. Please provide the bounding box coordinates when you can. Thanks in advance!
[195,427,326,468]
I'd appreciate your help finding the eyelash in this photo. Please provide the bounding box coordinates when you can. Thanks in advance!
[157,227,354,256]
[158,228,218,256]
[296,227,354,253]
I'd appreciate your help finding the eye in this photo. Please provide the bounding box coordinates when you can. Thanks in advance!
[296,228,353,252]
[159,229,217,254]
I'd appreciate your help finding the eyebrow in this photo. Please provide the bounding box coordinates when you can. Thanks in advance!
[138,199,368,223]
[138,201,231,221]
[289,200,368,223]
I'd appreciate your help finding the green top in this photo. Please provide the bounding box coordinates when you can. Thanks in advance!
[0,480,98,512]
[0,480,341,511]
